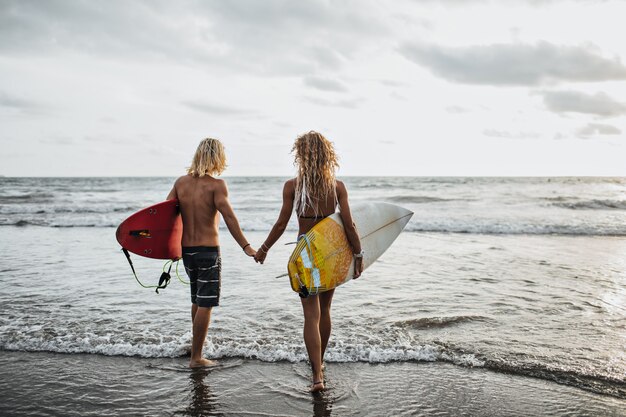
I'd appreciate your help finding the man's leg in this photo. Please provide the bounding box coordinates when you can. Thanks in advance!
[190,306,214,368]
[191,303,198,322]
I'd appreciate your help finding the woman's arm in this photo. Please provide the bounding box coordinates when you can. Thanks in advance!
[254,180,295,264]
[337,181,363,278]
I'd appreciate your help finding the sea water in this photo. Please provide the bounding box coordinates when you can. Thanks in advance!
[0,177,624,404]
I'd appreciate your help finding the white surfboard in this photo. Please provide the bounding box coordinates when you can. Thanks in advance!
[287,202,414,294]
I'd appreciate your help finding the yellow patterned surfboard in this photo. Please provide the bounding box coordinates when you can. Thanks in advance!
[287,202,413,296]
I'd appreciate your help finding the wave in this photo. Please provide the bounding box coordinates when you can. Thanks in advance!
[0,193,55,203]
[394,315,491,329]
[4,219,47,227]
[1,334,622,398]
[405,223,626,236]
[387,195,453,204]
[2,219,625,236]
[0,330,480,366]
[483,358,626,399]
[0,221,116,228]
[552,199,626,210]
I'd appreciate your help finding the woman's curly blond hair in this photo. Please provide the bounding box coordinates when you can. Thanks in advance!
[187,138,227,177]
[292,131,339,215]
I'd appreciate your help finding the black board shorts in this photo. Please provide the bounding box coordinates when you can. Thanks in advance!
[182,246,221,308]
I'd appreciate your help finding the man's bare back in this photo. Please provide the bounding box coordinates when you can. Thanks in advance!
[167,174,255,253]
[168,175,221,247]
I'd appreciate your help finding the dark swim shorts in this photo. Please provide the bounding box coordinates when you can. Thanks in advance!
[182,246,221,308]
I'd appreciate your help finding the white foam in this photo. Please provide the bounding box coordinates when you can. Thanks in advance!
[0,331,484,367]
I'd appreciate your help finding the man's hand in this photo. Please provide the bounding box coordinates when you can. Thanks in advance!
[244,245,257,258]
[254,248,267,264]
[353,257,363,279]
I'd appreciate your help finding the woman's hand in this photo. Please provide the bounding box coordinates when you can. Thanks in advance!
[353,257,363,279]
[254,248,267,264]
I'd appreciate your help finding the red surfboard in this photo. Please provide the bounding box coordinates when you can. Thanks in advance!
[116,199,182,260]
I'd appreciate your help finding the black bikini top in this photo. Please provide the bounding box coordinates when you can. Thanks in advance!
[298,213,333,220]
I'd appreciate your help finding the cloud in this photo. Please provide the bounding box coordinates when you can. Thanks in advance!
[576,123,622,138]
[483,129,541,139]
[445,105,470,114]
[400,41,626,86]
[196,0,390,75]
[303,76,348,92]
[379,79,408,87]
[539,90,626,117]
[303,96,363,109]
[0,91,41,112]
[182,100,258,116]
[416,0,610,5]
[0,1,389,76]
[0,1,180,56]
[38,136,77,146]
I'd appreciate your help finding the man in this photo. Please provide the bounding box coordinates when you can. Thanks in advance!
[167,137,256,368]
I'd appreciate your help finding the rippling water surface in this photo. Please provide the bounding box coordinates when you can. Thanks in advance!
[0,176,625,415]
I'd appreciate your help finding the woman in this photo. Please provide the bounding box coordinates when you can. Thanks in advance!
[254,131,363,392]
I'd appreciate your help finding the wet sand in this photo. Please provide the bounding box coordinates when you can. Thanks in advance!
[1,351,624,416]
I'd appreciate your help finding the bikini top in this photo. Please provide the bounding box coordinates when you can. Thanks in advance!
[298,212,334,220]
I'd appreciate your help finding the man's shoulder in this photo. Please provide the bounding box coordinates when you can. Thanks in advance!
[174,174,191,184]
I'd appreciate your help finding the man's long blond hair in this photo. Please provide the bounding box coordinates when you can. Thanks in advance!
[187,138,227,177]
[292,131,339,216]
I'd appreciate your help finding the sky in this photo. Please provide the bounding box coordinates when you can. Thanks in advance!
[1,0,625,176]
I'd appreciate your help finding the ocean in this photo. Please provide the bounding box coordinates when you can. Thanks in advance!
[0,176,625,416]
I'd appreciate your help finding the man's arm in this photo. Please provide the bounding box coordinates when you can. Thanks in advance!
[166,181,178,200]
[213,179,256,257]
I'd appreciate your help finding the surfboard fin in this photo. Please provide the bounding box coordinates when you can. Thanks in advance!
[156,271,171,293]
[299,286,309,298]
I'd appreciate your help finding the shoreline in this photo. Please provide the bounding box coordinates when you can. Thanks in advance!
[1,350,624,416]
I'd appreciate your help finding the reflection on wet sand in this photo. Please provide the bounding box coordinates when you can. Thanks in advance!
[312,389,334,417]
[184,369,219,417]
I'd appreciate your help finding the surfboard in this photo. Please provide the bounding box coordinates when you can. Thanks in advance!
[116,199,182,260]
[287,202,413,295]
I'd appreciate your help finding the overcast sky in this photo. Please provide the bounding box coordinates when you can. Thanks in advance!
[1,0,625,176]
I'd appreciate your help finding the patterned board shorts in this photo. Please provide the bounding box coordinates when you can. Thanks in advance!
[182,246,221,308]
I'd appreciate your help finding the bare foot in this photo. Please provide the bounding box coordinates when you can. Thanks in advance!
[189,358,216,368]
[310,380,325,393]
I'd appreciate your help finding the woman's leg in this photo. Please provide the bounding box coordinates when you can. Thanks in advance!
[301,294,324,391]
[318,289,335,360]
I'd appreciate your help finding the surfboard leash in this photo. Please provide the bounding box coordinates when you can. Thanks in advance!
[171,259,189,285]
[121,248,173,293]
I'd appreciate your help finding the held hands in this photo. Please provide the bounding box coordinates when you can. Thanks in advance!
[254,244,268,264]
